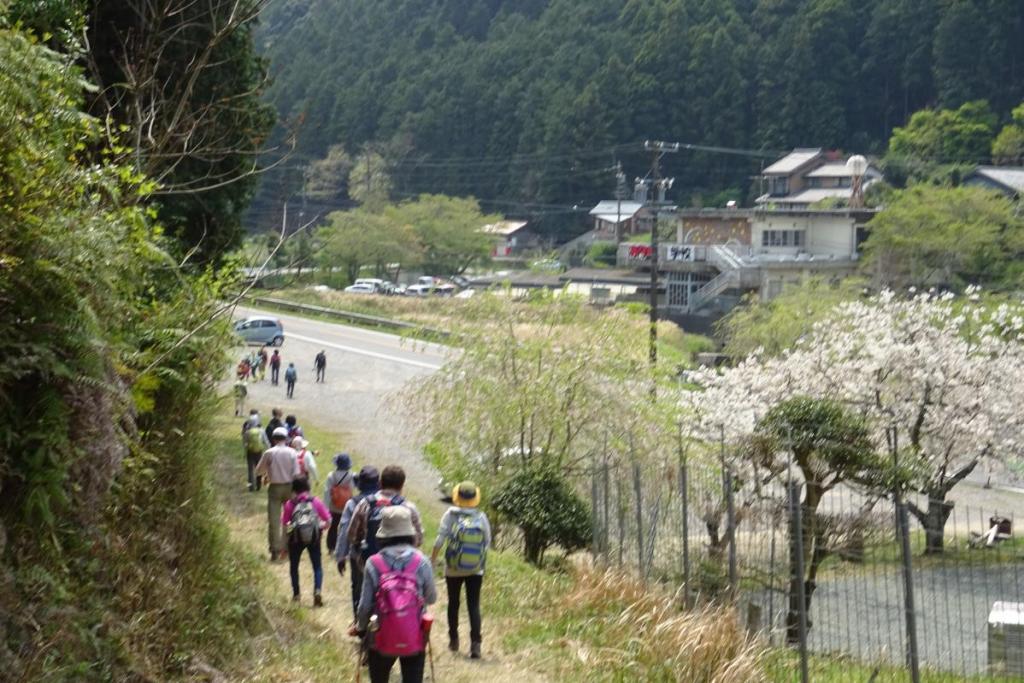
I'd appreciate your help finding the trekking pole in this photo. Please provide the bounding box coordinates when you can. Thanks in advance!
[423,612,436,681]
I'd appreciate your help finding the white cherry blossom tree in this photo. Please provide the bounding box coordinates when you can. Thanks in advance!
[685,290,1024,554]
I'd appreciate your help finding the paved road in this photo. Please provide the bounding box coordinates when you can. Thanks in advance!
[232,306,449,497]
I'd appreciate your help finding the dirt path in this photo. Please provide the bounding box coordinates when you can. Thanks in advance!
[222,316,549,682]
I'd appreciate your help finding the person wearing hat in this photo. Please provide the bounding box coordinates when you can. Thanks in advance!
[291,435,319,488]
[255,427,299,561]
[356,505,437,683]
[431,481,491,659]
[323,453,355,553]
[242,412,269,492]
[336,465,380,618]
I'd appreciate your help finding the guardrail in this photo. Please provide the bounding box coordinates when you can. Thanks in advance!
[242,295,451,340]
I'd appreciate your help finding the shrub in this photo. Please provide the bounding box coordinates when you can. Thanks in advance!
[491,466,592,565]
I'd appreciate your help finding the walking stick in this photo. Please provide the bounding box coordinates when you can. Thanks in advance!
[423,612,436,681]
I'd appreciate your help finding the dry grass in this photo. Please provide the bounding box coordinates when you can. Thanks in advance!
[556,567,766,682]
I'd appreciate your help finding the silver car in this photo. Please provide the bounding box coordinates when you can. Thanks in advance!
[234,315,284,346]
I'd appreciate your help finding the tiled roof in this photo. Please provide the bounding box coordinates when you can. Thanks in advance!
[762,148,822,175]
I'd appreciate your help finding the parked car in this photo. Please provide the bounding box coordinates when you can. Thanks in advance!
[404,283,433,297]
[450,275,470,288]
[344,283,376,294]
[234,316,284,346]
[354,278,386,293]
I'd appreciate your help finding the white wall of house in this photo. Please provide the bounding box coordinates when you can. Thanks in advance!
[751,214,855,258]
[564,281,640,298]
[758,263,859,301]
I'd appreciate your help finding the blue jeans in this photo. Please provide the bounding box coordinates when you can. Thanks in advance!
[289,537,323,596]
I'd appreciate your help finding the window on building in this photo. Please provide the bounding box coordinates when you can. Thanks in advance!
[769,177,789,196]
[762,229,806,247]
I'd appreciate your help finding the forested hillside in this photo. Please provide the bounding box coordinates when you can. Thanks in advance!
[252,0,1024,237]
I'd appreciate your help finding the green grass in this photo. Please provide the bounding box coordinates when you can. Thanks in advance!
[766,649,1022,682]
[216,409,1021,683]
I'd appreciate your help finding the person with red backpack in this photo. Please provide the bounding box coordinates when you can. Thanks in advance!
[291,436,319,488]
[323,453,354,553]
[281,477,331,606]
[354,505,436,683]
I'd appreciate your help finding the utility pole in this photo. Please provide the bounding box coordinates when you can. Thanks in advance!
[642,140,679,368]
[614,161,627,243]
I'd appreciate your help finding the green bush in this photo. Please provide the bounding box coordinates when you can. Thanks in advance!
[583,241,617,268]
[0,25,264,680]
[491,467,592,565]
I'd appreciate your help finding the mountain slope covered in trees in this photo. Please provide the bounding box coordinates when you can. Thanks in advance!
[252,0,1024,238]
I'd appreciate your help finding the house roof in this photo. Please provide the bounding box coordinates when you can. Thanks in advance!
[968,166,1024,194]
[481,220,529,236]
[805,161,882,178]
[589,200,643,219]
[561,268,650,285]
[762,148,822,175]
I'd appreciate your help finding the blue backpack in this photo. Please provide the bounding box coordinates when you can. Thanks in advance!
[445,510,486,574]
[361,493,406,560]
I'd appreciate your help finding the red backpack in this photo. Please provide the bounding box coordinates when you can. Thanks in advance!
[370,554,424,656]
[330,473,353,509]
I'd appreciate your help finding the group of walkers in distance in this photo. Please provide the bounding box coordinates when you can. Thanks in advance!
[234,348,330,413]
[241,408,490,682]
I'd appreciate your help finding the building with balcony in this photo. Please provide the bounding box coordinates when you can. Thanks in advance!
[616,206,877,315]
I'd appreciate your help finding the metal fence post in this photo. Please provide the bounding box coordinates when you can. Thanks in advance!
[602,434,610,561]
[724,467,738,596]
[891,426,922,683]
[616,465,624,568]
[788,478,810,683]
[633,460,644,576]
[898,500,922,683]
[677,423,691,605]
[590,457,600,559]
[602,454,610,562]
[720,426,738,597]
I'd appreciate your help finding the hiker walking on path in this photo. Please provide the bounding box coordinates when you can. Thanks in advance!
[243,414,270,492]
[282,477,331,606]
[258,346,269,378]
[265,408,283,444]
[347,466,424,568]
[255,427,298,561]
[353,505,437,683]
[323,453,355,553]
[249,350,261,381]
[336,465,380,618]
[431,481,491,659]
[291,436,319,488]
[270,349,282,385]
[285,414,304,439]
[314,350,327,383]
[233,375,248,416]
[284,362,297,398]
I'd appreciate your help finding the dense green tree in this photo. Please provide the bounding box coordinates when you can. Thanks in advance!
[0,20,261,678]
[250,0,1024,242]
[17,0,277,264]
[862,185,1024,290]
[992,103,1024,166]
[394,194,499,275]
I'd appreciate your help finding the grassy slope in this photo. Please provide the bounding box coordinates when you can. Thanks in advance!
[211,411,1023,682]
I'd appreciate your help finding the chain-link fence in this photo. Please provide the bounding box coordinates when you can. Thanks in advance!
[588,447,1024,681]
